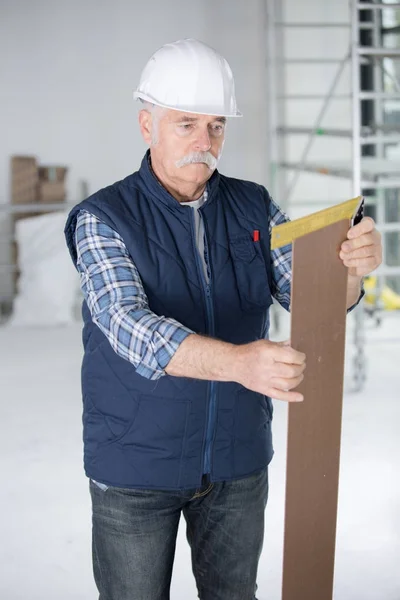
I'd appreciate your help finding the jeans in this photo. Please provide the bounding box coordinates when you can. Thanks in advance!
[90,468,269,600]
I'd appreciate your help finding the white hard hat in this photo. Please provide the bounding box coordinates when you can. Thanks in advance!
[134,38,242,118]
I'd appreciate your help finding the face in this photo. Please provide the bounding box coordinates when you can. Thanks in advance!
[139,108,226,195]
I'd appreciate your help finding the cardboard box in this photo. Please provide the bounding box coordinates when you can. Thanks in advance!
[37,181,66,204]
[11,155,38,205]
[37,164,68,204]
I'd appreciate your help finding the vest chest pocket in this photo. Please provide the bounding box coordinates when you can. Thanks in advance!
[229,235,272,312]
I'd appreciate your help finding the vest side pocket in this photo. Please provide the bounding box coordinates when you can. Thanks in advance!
[83,391,141,448]
[122,394,191,489]
[233,388,272,474]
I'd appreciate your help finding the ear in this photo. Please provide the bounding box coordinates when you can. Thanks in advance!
[138,110,152,145]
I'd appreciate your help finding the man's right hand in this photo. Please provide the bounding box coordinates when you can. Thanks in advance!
[232,340,306,402]
[166,334,306,402]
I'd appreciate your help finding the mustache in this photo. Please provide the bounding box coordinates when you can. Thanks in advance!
[175,151,219,170]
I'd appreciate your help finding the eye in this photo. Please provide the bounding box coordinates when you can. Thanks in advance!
[176,123,196,136]
[210,123,225,136]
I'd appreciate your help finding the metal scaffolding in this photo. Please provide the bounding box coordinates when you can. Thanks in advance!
[266,0,400,391]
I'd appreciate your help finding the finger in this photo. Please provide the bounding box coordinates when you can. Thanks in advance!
[273,361,306,378]
[276,346,306,365]
[269,388,304,403]
[277,339,291,347]
[341,232,378,252]
[347,216,375,239]
[341,256,379,269]
[340,244,378,260]
[270,374,304,391]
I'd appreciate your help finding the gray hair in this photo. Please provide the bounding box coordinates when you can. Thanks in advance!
[139,100,165,145]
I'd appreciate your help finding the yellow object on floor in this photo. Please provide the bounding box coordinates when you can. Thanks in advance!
[364,276,400,310]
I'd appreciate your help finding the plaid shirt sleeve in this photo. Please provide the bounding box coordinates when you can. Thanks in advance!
[75,210,194,380]
[268,197,292,311]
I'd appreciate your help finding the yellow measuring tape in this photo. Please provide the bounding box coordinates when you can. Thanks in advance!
[271,196,363,250]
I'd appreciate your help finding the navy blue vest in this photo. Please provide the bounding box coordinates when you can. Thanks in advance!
[65,152,275,490]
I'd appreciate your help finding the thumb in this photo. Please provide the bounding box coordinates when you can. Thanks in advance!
[277,339,291,347]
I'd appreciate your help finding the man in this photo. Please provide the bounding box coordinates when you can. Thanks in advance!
[64,39,382,600]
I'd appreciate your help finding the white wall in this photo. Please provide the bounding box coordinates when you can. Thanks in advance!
[0,0,268,299]
[0,0,269,202]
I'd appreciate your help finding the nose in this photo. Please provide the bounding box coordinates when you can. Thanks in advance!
[194,128,211,152]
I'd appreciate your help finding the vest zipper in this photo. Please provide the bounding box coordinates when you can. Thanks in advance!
[189,209,216,476]
[203,287,216,475]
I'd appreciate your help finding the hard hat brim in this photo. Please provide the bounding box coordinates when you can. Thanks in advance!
[133,91,243,118]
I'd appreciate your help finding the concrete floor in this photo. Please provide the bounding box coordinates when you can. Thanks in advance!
[1,309,399,599]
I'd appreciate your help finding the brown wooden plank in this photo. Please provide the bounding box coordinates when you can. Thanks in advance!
[282,219,350,600]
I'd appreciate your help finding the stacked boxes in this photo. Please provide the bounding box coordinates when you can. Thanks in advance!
[10,155,68,288]
[11,156,68,208]
[11,156,40,219]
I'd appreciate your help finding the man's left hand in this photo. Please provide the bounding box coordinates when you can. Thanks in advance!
[340,216,382,278]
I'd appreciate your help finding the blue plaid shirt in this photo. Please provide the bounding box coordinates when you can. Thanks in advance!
[75,197,291,380]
